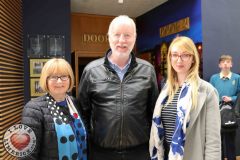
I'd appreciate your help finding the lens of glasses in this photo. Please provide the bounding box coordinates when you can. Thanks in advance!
[48,75,69,81]
[171,54,191,61]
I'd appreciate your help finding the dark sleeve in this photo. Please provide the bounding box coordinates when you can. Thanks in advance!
[21,100,43,160]
[148,68,159,121]
[77,68,91,132]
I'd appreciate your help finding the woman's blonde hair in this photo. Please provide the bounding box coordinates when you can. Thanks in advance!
[39,58,74,92]
[166,36,200,108]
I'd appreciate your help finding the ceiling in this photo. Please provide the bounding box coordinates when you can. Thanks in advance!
[71,0,168,18]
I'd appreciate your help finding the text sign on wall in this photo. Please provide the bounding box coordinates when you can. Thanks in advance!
[160,17,190,38]
[82,33,108,43]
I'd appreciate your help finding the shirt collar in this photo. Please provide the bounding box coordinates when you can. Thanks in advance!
[220,72,232,79]
[107,51,132,71]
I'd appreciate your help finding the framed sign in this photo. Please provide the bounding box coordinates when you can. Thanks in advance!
[29,59,49,77]
[30,78,45,97]
[47,35,65,57]
[27,35,46,58]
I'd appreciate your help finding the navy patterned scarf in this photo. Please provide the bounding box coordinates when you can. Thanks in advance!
[149,83,192,160]
[47,94,87,160]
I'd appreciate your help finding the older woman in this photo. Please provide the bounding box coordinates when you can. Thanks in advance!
[21,58,87,160]
[149,36,221,160]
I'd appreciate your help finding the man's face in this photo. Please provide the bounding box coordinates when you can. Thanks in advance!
[108,22,136,59]
[219,59,232,72]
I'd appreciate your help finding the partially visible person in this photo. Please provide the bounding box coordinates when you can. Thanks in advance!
[150,36,221,160]
[210,54,240,160]
[235,93,240,118]
[21,58,87,160]
[78,15,159,160]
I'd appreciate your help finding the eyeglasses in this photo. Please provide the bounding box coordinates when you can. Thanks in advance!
[171,53,192,61]
[48,75,69,81]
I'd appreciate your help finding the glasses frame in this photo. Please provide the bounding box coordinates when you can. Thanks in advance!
[48,75,69,82]
[170,53,192,61]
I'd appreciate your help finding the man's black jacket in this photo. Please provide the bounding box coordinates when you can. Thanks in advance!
[78,50,159,150]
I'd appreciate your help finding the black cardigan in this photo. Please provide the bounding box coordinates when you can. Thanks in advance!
[21,95,82,159]
[21,95,58,159]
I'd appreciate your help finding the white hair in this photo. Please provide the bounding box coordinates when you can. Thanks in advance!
[108,15,136,36]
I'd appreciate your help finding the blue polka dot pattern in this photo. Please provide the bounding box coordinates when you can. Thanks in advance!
[46,95,87,160]
[71,114,87,160]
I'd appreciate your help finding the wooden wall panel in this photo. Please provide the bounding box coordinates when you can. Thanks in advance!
[71,13,115,96]
[0,0,23,159]
[71,13,114,56]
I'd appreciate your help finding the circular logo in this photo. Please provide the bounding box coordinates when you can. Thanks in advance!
[3,124,36,157]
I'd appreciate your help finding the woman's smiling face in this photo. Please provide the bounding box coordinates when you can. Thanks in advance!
[170,45,193,77]
[47,74,70,99]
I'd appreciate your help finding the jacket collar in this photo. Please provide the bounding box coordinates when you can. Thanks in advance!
[186,79,206,135]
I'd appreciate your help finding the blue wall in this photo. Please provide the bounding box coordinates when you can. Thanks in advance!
[136,0,240,81]
[202,0,240,80]
[136,0,202,53]
[23,0,71,103]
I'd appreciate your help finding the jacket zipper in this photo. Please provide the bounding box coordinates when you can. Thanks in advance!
[110,69,132,150]
[119,74,132,150]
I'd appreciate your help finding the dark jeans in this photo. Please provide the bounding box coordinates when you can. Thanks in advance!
[222,130,236,160]
[89,143,150,160]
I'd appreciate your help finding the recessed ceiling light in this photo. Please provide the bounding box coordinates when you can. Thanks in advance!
[118,0,123,4]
